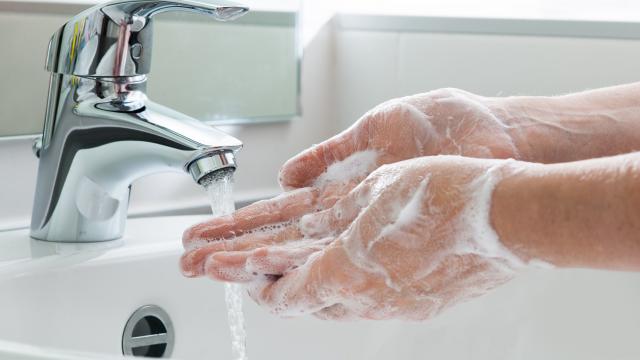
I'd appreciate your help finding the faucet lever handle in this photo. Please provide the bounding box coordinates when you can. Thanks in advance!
[45,0,248,77]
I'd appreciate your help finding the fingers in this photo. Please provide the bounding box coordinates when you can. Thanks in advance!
[245,238,332,275]
[183,187,318,249]
[180,179,365,278]
[278,128,361,190]
[180,223,304,278]
[182,164,375,279]
[315,178,361,209]
[203,239,332,282]
[313,303,356,321]
[203,251,256,282]
[247,250,338,316]
[299,182,371,238]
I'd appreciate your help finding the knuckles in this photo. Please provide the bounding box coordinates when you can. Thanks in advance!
[426,87,469,99]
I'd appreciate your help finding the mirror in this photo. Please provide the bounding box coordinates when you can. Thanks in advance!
[0,4,299,137]
[151,10,299,125]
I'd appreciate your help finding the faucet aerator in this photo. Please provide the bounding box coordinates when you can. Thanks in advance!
[187,150,238,185]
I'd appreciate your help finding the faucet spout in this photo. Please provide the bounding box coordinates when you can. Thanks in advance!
[32,0,248,243]
[31,75,242,242]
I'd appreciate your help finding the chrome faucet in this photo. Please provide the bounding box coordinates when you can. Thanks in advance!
[31,0,247,242]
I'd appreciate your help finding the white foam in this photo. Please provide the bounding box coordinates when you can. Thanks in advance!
[314,150,379,188]
[235,221,295,240]
[373,176,431,249]
[299,212,326,236]
[454,160,526,271]
[244,238,330,275]
[192,220,296,249]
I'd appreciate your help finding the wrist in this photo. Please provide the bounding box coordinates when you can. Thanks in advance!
[457,158,533,270]
[490,154,640,271]
[486,96,572,164]
[488,89,640,164]
[489,160,551,266]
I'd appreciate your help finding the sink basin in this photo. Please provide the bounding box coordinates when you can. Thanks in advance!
[1,215,640,359]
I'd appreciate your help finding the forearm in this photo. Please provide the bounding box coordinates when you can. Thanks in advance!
[490,82,640,163]
[491,152,640,271]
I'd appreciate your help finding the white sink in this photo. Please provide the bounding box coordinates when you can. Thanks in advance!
[1,215,640,360]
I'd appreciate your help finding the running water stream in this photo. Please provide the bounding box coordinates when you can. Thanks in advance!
[202,169,248,360]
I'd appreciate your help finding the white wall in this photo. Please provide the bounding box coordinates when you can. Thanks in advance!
[334,21,640,129]
[327,0,640,21]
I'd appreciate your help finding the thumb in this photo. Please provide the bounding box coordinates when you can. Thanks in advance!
[279,128,362,190]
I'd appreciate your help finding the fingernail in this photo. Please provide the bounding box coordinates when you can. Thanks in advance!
[179,251,206,277]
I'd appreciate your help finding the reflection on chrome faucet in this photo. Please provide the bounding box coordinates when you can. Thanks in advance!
[31,0,248,242]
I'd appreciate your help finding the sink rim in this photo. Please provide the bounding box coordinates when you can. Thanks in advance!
[0,215,213,360]
[0,338,127,360]
[0,215,209,284]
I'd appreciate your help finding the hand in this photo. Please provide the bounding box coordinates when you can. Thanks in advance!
[182,156,527,320]
[279,88,520,202]
[182,89,520,251]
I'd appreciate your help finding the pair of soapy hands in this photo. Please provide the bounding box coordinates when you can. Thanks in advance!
[181,88,528,320]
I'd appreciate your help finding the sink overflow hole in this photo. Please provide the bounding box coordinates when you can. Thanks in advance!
[123,305,174,358]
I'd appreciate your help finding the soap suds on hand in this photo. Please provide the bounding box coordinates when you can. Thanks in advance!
[454,160,526,271]
[313,150,379,188]
[374,177,431,248]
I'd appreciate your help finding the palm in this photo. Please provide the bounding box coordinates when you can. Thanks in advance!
[280,88,517,207]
